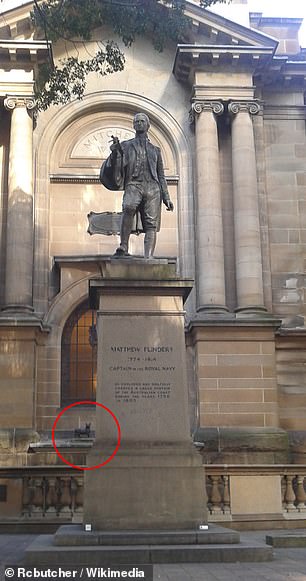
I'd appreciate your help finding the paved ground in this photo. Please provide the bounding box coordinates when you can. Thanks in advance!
[0,530,306,580]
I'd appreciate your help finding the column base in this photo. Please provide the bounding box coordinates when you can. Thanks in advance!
[0,310,48,332]
[1,304,34,315]
[235,305,268,317]
[196,305,232,319]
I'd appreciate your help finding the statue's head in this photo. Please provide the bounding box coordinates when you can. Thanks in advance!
[133,112,150,134]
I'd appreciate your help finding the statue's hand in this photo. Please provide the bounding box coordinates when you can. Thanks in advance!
[164,199,174,212]
[110,135,122,153]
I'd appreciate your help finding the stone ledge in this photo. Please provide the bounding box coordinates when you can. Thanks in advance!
[266,532,306,547]
[187,314,282,329]
[54,524,240,546]
[89,276,193,309]
[54,255,177,270]
[195,427,289,464]
[25,528,273,564]
[0,313,50,331]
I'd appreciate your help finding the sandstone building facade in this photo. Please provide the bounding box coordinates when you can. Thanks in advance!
[0,0,305,525]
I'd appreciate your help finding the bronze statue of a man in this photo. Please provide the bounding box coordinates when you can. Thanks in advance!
[100,112,174,258]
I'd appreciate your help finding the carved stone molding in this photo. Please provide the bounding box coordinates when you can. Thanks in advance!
[189,100,224,123]
[228,101,261,115]
[49,173,179,185]
[4,96,36,111]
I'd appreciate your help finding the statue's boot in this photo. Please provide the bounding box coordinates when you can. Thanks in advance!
[144,229,156,259]
[114,210,134,256]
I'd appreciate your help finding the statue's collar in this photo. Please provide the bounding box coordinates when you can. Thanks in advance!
[135,134,148,144]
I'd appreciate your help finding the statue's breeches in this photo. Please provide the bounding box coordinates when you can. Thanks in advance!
[122,182,161,230]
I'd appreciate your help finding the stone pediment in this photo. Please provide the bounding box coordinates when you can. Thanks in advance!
[172,1,279,84]
[184,1,278,49]
[1,0,278,50]
[0,1,34,40]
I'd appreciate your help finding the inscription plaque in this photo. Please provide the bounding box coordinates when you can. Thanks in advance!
[96,314,190,444]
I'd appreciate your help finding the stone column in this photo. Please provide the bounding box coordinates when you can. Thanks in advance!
[228,101,266,314]
[3,96,35,313]
[191,100,228,315]
[0,109,7,305]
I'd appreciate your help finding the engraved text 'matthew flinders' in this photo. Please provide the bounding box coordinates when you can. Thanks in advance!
[108,344,176,403]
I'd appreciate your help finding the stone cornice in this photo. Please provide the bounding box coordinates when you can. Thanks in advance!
[186,315,282,333]
[249,14,303,29]
[173,44,276,84]
[0,39,52,66]
[277,59,306,88]
[174,43,306,90]
[254,54,306,90]
[0,1,34,40]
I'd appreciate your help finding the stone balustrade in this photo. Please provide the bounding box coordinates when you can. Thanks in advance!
[0,466,305,523]
[282,472,306,514]
[21,472,83,519]
[205,465,306,521]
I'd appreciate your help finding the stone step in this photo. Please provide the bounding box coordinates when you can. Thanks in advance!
[266,532,306,548]
[25,534,273,565]
[54,523,240,546]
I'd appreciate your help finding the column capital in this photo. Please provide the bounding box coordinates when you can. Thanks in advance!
[190,100,224,123]
[4,95,36,111]
[228,101,261,116]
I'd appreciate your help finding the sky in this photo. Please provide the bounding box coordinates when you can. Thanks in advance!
[210,0,306,47]
[1,0,306,47]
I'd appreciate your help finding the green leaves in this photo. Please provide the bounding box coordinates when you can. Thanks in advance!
[35,43,125,110]
[200,0,228,6]
[32,0,229,110]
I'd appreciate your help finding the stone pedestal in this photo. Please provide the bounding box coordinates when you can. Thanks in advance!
[84,259,207,530]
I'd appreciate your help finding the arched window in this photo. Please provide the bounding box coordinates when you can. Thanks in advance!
[61,301,97,405]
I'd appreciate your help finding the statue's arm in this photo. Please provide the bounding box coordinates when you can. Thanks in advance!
[100,138,125,191]
[156,149,174,211]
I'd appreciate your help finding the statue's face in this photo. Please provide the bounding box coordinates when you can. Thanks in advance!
[133,113,150,133]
